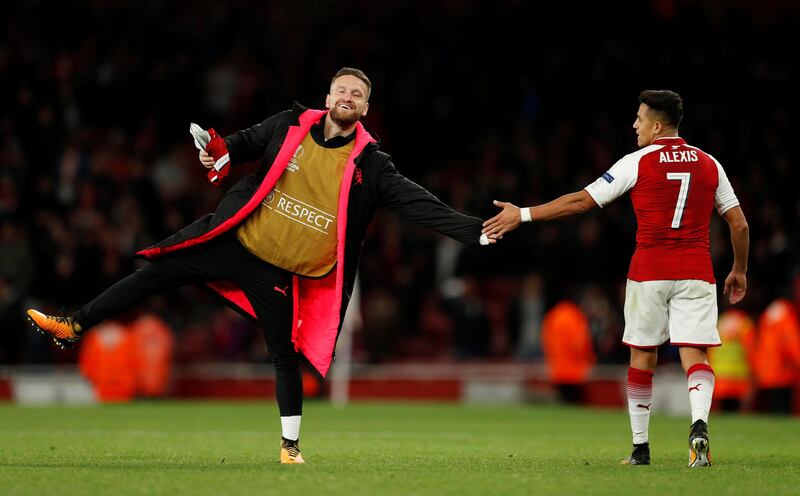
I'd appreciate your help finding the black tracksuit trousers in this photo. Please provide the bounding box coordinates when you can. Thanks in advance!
[74,234,303,416]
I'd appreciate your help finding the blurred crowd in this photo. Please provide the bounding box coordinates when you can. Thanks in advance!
[537,299,800,413]
[1,1,798,381]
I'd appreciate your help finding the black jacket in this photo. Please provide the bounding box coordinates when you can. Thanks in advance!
[137,102,484,376]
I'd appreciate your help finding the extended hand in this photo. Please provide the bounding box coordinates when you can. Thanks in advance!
[723,270,747,304]
[482,200,522,238]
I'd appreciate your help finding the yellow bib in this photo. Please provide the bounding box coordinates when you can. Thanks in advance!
[236,133,354,277]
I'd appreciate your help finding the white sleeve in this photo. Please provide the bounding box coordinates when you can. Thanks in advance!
[584,153,639,208]
[711,156,739,215]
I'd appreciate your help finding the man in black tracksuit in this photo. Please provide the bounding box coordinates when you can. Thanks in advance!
[27,68,492,463]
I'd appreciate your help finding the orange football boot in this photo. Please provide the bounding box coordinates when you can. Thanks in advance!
[280,437,305,464]
[26,309,82,349]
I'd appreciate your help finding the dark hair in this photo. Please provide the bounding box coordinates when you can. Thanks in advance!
[331,67,372,99]
[638,90,683,129]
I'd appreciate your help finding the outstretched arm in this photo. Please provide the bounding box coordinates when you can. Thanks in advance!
[482,190,598,238]
[376,157,494,245]
[721,206,749,304]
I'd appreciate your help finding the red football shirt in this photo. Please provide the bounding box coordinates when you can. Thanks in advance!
[585,137,739,283]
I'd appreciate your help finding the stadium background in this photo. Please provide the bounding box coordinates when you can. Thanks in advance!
[0,0,797,404]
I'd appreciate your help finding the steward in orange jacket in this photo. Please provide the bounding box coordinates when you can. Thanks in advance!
[130,313,175,398]
[78,321,137,403]
[754,299,800,414]
[541,300,595,403]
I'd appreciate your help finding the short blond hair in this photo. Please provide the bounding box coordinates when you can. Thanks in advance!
[331,67,371,99]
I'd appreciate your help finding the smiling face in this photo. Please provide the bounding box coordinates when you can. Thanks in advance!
[325,75,369,128]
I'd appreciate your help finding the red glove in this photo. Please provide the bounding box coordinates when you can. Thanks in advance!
[190,123,230,186]
[204,129,230,185]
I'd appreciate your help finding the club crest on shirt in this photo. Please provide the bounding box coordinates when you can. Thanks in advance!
[602,172,615,183]
[287,145,304,172]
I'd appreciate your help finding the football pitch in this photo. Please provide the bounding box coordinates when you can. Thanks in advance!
[0,401,797,495]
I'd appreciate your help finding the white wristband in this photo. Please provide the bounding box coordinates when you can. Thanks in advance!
[520,207,532,223]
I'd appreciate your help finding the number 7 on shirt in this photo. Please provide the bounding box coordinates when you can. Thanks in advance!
[666,172,691,229]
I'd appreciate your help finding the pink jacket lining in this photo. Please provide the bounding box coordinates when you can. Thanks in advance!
[137,109,376,376]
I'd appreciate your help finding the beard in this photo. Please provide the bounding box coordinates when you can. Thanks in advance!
[329,104,361,128]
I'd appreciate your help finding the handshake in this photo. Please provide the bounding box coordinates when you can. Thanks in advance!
[190,123,230,186]
[481,200,528,245]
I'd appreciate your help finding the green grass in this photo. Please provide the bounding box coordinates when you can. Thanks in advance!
[0,401,797,495]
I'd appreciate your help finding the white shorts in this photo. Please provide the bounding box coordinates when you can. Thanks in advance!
[622,279,721,348]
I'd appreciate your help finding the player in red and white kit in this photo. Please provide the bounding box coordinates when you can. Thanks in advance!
[483,90,749,467]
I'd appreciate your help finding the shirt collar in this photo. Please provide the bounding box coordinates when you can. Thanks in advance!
[653,137,686,145]
[310,118,357,148]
